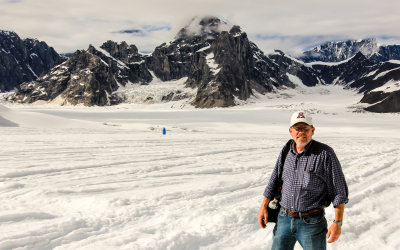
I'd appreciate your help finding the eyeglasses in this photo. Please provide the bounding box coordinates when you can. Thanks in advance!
[291,125,312,132]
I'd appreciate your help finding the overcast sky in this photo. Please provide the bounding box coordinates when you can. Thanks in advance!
[1,0,399,55]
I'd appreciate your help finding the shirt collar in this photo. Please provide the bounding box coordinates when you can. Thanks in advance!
[290,139,314,156]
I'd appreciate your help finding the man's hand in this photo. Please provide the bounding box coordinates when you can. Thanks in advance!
[258,197,270,228]
[258,206,268,228]
[327,223,341,243]
[327,204,345,243]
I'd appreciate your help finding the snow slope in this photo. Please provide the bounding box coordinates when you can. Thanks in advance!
[1,84,400,250]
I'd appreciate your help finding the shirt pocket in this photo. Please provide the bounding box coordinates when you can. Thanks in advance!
[302,156,326,190]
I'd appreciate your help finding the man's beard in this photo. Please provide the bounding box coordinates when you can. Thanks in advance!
[296,134,311,147]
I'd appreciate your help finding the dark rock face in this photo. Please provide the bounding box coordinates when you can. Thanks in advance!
[9,41,152,106]
[266,51,320,87]
[369,45,400,63]
[191,30,322,107]
[10,49,120,105]
[149,40,201,81]
[310,52,375,86]
[89,42,152,85]
[357,63,400,112]
[0,30,64,91]
[350,61,400,92]
[190,27,254,107]
[363,90,400,113]
[148,18,247,107]
[148,17,221,82]
[100,40,142,64]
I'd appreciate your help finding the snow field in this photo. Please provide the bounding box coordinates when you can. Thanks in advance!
[1,83,400,249]
[0,125,278,249]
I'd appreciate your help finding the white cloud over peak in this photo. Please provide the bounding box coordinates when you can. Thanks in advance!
[0,0,399,55]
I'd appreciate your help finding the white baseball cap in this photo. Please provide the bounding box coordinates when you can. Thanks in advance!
[290,111,313,127]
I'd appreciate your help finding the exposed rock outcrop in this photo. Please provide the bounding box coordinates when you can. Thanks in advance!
[362,90,400,113]
[0,30,65,91]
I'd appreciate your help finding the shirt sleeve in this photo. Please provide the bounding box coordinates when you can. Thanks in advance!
[263,149,284,199]
[326,149,349,207]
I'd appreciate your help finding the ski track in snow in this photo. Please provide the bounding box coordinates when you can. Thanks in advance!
[1,85,400,250]
[0,129,279,250]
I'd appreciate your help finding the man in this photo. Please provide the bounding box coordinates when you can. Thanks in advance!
[258,111,348,250]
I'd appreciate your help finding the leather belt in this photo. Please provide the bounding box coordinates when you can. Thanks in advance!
[283,207,323,218]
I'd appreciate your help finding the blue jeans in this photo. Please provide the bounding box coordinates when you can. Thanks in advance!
[271,208,327,250]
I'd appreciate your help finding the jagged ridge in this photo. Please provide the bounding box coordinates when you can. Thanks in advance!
[299,38,400,63]
[4,18,400,112]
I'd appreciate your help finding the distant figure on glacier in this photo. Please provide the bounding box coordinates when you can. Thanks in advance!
[258,111,348,250]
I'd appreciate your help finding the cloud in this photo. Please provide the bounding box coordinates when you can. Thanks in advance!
[114,29,145,36]
[376,36,400,46]
[0,0,399,54]
[252,34,354,56]
[115,25,171,35]
[113,25,172,41]
[142,25,172,33]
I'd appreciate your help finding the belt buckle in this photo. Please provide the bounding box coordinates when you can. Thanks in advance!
[301,208,321,217]
[284,208,299,218]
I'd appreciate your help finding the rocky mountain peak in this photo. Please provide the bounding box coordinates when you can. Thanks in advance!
[99,40,140,64]
[0,29,64,91]
[0,30,17,36]
[0,30,20,46]
[176,16,233,40]
[357,38,379,55]
[299,38,400,64]
[351,51,370,63]
[229,25,243,36]
[199,16,221,29]
[298,37,400,65]
[299,38,379,63]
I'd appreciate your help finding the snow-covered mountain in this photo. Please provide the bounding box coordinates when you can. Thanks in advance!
[149,17,322,107]
[308,53,400,112]
[8,17,321,108]
[3,17,400,112]
[0,30,65,92]
[299,38,400,63]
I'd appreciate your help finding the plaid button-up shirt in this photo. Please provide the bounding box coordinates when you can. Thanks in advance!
[264,139,349,213]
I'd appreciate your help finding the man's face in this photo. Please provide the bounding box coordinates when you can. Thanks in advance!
[289,122,315,148]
